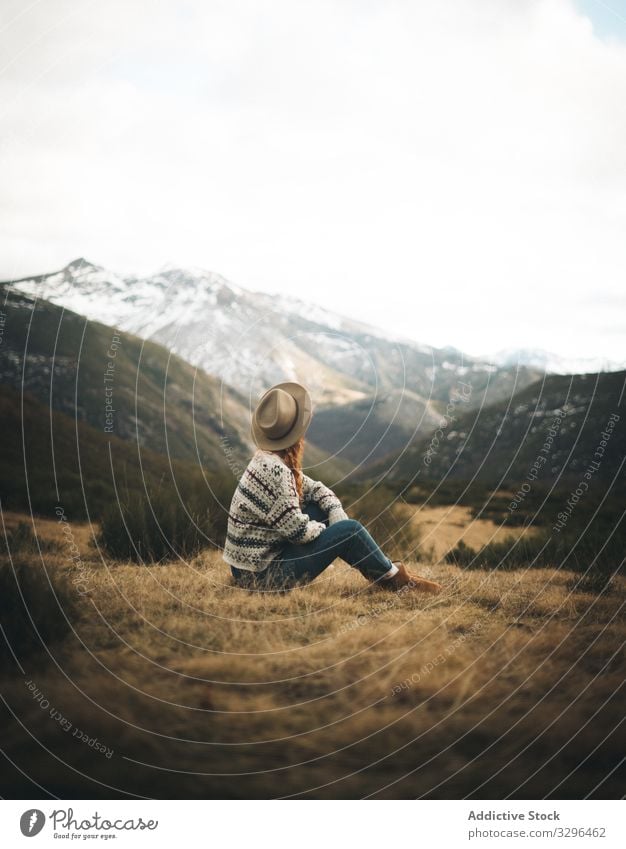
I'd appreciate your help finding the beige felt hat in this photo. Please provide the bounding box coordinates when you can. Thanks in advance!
[251,382,313,451]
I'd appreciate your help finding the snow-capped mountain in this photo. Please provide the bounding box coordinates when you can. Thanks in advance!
[7,258,386,404]
[485,348,626,376]
[4,258,545,466]
[6,258,515,402]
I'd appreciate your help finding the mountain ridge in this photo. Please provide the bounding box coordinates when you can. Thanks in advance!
[4,258,547,467]
[485,347,626,376]
[4,257,537,391]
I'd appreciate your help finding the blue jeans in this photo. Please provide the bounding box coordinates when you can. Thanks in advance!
[231,503,394,589]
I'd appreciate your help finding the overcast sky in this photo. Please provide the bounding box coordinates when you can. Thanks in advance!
[1,0,625,361]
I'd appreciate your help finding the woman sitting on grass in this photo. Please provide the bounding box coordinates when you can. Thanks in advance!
[224,382,442,594]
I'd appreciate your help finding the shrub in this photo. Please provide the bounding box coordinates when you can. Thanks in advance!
[98,474,233,563]
[0,554,78,671]
[0,522,58,557]
[445,523,624,578]
[443,539,476,568]
[569,569,617,596]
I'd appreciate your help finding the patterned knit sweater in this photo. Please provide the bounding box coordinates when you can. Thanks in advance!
[223,450,349,571]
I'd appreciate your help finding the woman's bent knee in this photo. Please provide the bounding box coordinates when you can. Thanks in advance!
[333,518,365,534]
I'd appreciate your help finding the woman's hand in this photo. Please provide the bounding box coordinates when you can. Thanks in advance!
[328,507,349,525]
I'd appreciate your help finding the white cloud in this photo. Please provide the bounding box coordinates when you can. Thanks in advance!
[1,0,625,361]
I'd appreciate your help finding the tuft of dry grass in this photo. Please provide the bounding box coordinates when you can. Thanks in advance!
[0,512,623,799]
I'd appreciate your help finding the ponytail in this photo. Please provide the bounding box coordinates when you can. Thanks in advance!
[277,436,305,502]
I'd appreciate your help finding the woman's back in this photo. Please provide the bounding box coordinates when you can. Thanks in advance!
[223,449,324,572]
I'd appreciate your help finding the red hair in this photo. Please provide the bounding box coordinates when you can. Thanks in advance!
[277,436,305,502]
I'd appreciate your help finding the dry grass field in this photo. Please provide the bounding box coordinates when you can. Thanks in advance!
[399,503,538,562]
[0,510,624,799]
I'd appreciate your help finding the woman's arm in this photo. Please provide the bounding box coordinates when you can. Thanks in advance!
[301,474,349,524]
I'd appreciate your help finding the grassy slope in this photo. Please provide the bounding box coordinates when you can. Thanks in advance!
[0,514,623,800]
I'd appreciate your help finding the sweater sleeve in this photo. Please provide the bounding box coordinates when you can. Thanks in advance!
[301,474,349,524]
[266,466,326,543]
